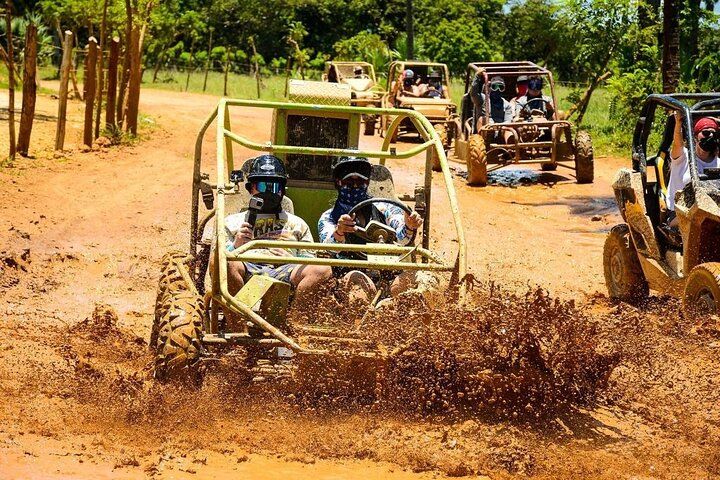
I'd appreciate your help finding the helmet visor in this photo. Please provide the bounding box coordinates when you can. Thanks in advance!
[254,181,284,194]
[528,79,543,90]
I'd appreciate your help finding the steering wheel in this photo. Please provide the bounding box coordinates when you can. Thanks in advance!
[346,197,417,245]
[522,97,550,119]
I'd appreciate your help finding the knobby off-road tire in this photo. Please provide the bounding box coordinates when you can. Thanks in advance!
[466,134,488,186]
[575,130,594,184]
[363,114,377,136]
[431,123,449,172]
[152,252,204,381]
[541,162,558,171]
[683,262,720,320]
[603,224,648,304]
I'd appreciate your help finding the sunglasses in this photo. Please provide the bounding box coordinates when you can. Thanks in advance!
[490,83,505,92]
[528,80,543,90]
[340,177,369,188]
[253,181,283,194]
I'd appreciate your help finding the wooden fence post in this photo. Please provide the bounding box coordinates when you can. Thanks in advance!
[17,23,38,156]
[83,37,98,147]
[5,0,16,160]
[55,30,73,151]
[106,37,119,130]
[126,26,141,135]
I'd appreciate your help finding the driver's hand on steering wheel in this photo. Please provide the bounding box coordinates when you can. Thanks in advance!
[405,211,423,231]
[334,213,357,241]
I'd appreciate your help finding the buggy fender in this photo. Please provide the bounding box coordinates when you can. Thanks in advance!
[612,169,662,260]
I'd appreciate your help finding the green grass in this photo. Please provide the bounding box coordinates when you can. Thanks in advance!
[143,68,288,101]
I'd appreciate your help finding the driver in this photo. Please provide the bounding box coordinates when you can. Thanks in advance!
[514,76,555,120]
[216,155,333,304]
[423,70,444,98]
[665,113,720,230]
[353,65,367,78]
[317,156,423,307]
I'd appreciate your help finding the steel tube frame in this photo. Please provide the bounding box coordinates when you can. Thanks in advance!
[189,98,466,353]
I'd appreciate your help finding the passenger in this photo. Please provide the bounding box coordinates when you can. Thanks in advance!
[666,113,719,228]
[401,69,420,97]
[327,64,339,83]
[318,156,423,307]
[514,76,555,120]
[470,75,514,143]
[217,154,333,303]
[515,75,529,99]
[353,65,367,79]
[510,75,529,113]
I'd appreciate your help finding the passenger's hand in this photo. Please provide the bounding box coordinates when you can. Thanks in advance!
[405,211,423,231]
[233,222,254,248]
[335,214,357,237]
[269,248,292,257]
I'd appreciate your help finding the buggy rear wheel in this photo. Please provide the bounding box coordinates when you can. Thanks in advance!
[575,130,594,183]
[466,134,488,186]
[683,263,720,320]
[541,163,558,171]
[431,123,449,172]
[603,224,648,303]
[153,253,204,381]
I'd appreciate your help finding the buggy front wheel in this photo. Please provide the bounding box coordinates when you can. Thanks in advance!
[603,224,648,303]
[683,262,720,320]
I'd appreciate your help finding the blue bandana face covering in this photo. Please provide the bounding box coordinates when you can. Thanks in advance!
[330,185,371,222]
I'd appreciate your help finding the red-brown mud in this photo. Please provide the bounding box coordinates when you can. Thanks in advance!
[1,87,719,478]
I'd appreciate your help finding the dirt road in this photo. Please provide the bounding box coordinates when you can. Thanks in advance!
[1,88,718,479]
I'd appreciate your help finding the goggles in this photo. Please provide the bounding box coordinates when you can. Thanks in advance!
[699,129,717,139]
[528,79,543,90]
[490,83,505,92]
[253,181,284,194]
[340,176,369,188]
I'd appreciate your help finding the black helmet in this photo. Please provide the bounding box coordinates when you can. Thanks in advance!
[246,154,288,187]
[332,156,372,183]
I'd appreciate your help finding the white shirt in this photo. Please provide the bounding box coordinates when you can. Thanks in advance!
[667,146,719,210]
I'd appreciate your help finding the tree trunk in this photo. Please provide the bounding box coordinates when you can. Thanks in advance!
[5,0,16,160]
[106,37,119,130]
[203,29,213,92]
[18,23,38,156]
[117,0,133,128]
[55,31,73,151]
[185,38,195,92]
[152,46,166,83]
[126,26,141,135]
[662,0,681,93]
[576,72,612,124]
[84,38,98,147]
[70,29,83,100]
[94,0,109,139]
[250,37,260,98]
[406,0,414,60]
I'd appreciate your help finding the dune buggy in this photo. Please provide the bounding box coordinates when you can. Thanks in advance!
[323,61,386,136]
[452,61,593,186]
[150,82,467,390]
[604,93,720,318]
[381,61,457,162]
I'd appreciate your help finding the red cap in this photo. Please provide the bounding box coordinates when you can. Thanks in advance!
[693,117,719,135]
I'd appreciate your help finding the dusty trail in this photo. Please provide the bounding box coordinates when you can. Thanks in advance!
[1,88,719,478]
